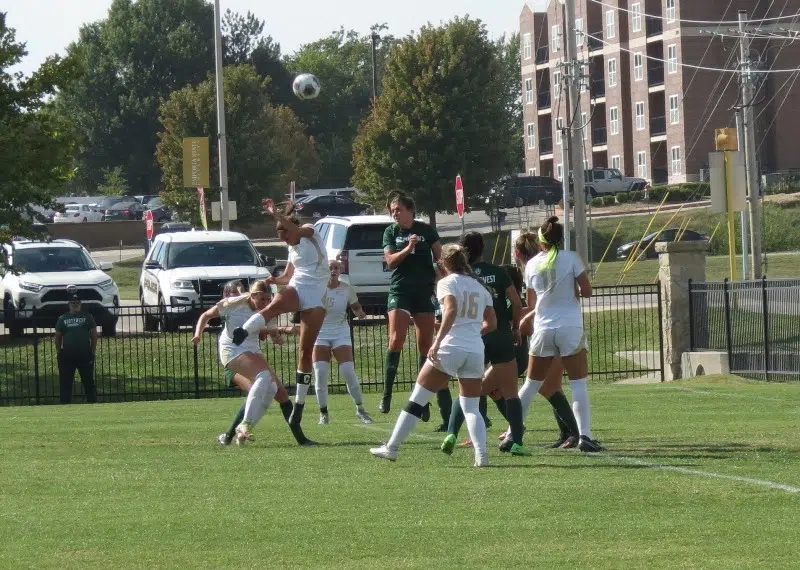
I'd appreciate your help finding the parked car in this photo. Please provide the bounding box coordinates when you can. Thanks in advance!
[145,197,171,222]
[314,215,395,310]
[138,195,160,207]
[138,231,275,331]
[90,196,130,215]
[103,201,145,221]
[295,195,368,220]
[1,238,119,336]
[584,168,648,197]
[54,204,103,223]
[489,175,563,208]
[616,229,708,260]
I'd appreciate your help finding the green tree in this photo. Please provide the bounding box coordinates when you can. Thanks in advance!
[0,13,76,266]
[156,65,320,224]
[97,166,130,196]
[497,32,524,174]
[352,17,513,227]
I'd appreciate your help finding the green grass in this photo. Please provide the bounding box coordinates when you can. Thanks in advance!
[1,376,798,568]
[107,256,144,300]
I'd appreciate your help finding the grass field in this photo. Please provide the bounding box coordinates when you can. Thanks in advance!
[0,375,798,568]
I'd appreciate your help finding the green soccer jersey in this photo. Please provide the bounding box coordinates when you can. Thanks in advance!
[55,311,96,352]
[383,221,440,294]
[473,261,513,327]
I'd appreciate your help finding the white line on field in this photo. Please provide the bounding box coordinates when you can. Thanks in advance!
[357,425,800,494]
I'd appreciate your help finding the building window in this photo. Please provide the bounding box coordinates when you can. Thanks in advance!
[553,71,562,98]
[637,151,647,179]
[527,123,536,149]
[671,146,682,175]
[529,168,537,175]
[525,78,534,104]
[669,94,680,124]
[552,24,561,51]
[634,53,644,81]
[609,106,619,135]
[555,117,563,145]
[667,44,678,73]
[606,10,616,39]
[611,155,621,170]
[631,3,642,33]
[666,0,676,22]
[581,112,588,140]
[557,163,564,181]
[608,58,617,87]
[575,18,584,47]
[523,33,532,60]
[635,102,645,130]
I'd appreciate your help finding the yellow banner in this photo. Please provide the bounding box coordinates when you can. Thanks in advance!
[182,137,210,188]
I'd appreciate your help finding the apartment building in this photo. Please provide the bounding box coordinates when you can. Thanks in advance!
[520,0,800,185]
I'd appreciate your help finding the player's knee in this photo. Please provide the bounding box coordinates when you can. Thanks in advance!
[339,361,356,379]
[403,401,426,418]
[255,370,276,398]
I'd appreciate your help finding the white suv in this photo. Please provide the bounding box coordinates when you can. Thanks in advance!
[1,239,119,337]
[314,215,394,310]
[139,230,274,332]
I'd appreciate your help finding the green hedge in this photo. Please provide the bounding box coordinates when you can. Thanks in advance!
[630,190,645,202]
[615,192,631,204]
[647,182,710,203]
[591,197,605,207]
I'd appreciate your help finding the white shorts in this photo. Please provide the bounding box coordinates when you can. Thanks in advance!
[290,282,327,311]
[529,327,588,358]
[430,348,485,379]
[314,328,352,348]
[219,343,261,367]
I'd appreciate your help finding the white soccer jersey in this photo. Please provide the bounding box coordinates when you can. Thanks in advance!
[217,295,262,356]
[436,274,493,352]
[319,283,358,337]
[524,249,586,331]
[288,226,329,288]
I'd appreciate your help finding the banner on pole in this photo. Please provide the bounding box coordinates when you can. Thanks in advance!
[183,137,210,188]
[197,186,208,230]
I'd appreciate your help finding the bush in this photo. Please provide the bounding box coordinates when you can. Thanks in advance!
[647,185,670,202]
[629,190,644,202]
[591,197,605,207]
[615,192,631,204]
[602,195,616,207]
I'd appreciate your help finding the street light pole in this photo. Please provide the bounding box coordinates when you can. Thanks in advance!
[213,0,230,231]
[370,32,380,103]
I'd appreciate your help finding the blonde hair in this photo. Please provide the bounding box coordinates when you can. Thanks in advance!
[249,279,271,295]
[514,232,538,265]
[440,244,493,296]
[219,280,271,311]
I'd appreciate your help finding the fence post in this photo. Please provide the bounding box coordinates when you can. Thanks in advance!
[687,279,695,350]
[657,281,665,382]
[761,276,770,381]
[193,343,200,398]
[33,323,40,406]
[722,278,733,373]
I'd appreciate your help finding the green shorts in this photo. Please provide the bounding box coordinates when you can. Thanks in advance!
[387,290,435,315]
[483,328,516,366]
[224,367,236,388]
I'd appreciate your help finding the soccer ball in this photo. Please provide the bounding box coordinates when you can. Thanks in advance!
[292,73,321,100]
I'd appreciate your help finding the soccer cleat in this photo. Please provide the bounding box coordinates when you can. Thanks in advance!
[559,435,579,449]
[498,428,510,441]
[578,436,606,453]
[378,396,391,414]
[217,433,232,446]
[433,423,448,433]
[319,412,329,425]
[458,438,473,448]
[421,403,431,422]
[356,409,374,424]
[548,436,570,449]
[298,438,319,447]
[231,327,248,346]
[234,422,253,446]
[510,443,533,457]
[498,436,513,453]
[370,444,398,461]
[474,454,489,468]
[441,434,457,455]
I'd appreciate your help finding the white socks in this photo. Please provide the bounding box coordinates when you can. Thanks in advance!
[242,313,266,335]
[387,384,434,450]
[295,370,311,405]
[461,395,487,463]
[569,378,592,439]
[243,370,276,425]
[339,361,364,408]
[313,361,330,410]
[519,377,544,418]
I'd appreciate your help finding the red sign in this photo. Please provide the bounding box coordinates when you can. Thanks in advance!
[145,209,154,240]
[455,174,465,218]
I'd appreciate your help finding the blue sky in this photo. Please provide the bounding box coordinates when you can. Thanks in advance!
[7,0,548,76]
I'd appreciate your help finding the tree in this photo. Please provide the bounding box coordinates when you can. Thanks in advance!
[0,13,76,267]
[497,33,524,174]
[156,65,319,225]
[97,166,130,196]
[352,17,513,227]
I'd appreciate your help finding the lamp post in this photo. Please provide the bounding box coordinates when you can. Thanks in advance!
[213,0,230,230]
[370,32,380,103]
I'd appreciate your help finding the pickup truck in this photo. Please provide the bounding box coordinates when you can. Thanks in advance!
[584,168,648,197]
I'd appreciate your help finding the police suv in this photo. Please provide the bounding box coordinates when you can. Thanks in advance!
[139,231,274,332]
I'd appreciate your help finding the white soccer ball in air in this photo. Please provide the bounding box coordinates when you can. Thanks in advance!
[292,73,321,100]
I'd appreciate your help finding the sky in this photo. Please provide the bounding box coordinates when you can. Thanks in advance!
[6,0,548,77]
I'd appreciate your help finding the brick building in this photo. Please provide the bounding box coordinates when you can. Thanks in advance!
[520,0,800,185]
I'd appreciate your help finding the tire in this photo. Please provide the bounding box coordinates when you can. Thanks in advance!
[587,187,598,198]
[3,297,23,338]
[141,297,159,332]
[158,296,177,333]
[102,322,117,337]
[83,217,88,222]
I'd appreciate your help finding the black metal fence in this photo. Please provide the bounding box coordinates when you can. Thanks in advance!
[689,278,800,381]
[1,287,664,406]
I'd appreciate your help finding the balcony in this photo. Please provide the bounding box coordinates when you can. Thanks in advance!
[650,116,667,136]
[648,65,664,87]
[592,127,607,146]
[536,46,549,65]
[588,34,603,51]
[538,91,551,109]
[646,17,663,37]
[591,79,606,98]
[540,136,553,154]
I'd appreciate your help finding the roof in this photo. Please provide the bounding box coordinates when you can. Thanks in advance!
[318,215,394,226]
[152,230,250,243]
[12,239,82,249]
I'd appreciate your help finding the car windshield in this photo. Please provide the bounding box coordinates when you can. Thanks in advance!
[110,202,136,210]
[343,224,392,249]
[166,240,257,268]
[96,197,126,208]
[148,198,162,208]
[14,247,96,272]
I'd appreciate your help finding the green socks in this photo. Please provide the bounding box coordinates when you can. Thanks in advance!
[383,351,401,397]
[447,397,464,436]
[548,391,579,438]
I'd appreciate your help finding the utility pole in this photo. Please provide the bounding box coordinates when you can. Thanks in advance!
[735,111,749,280]
[559,116,571,250]
[370,33,380,103]
[738,10,762,278]
[564,0,588,265]
[213,0,230,231]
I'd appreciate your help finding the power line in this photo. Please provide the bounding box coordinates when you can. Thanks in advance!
[588,0,800,25]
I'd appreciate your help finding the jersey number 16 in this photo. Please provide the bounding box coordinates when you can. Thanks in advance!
[458,292,479,319]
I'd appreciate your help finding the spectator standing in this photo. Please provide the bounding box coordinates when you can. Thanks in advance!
[55,296,98,404]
